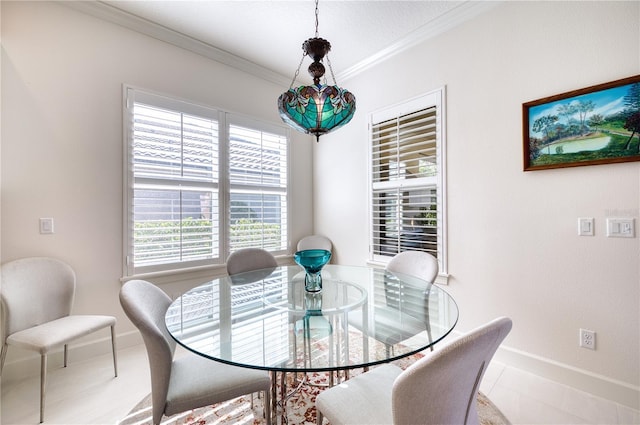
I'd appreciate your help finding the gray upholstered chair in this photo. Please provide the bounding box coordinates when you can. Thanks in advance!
[119,279,271,425]
[0,257,117,423]
[297,235,333,252]
[316,316,512,425]
[226,247,277,275]
[350,250,439,355]
[386,250,438,284]
[386,250,438,350]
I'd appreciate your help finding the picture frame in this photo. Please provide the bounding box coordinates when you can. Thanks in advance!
[523,75,640,171]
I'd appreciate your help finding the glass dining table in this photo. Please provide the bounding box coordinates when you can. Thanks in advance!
[165,264,458,423]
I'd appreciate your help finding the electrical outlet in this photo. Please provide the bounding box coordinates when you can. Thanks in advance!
[579,328,596,350]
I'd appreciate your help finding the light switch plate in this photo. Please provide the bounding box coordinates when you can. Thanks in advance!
[39,217,54,234]
[606,218,635,238]
[578,217,594,236]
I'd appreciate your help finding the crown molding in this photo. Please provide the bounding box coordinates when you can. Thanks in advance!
[63,1,292,87]
[64,1,501,87]
[337,1,502,83]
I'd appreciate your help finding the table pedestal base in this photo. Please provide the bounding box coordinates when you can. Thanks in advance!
[269,370,345,424]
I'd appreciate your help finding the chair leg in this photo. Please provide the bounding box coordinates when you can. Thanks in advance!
[0,343,8,374]
[111,325,118,377]
[426,294,434,351]
[270,371,277,425]
[263,390,272,425]
[40,354,47,423]
[316,409,323,425]
[64,344,68,367]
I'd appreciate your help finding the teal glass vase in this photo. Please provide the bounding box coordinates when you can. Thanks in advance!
[294,249,331,292]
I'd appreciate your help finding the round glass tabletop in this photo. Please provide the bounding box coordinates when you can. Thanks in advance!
[165,264,458,372]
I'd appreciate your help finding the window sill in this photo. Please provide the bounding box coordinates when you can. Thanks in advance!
[120,254,295,285]
[120,264,228,286]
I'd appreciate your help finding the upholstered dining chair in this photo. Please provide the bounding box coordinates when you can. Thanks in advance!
[119,279,272,425]
[350,250,439,355]
[297,235,333,252]
[385,250,438,350]
[0,257,117,423]
[226,247,278,276]
[226,247,278,401]
[386,250,438,284]
[316,316,513,425]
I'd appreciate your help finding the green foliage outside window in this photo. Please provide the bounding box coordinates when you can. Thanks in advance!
[134,218,281,263]
[229,218,282,247]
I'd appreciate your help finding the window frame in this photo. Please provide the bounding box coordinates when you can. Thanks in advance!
[122,86,290,278]
[368,87,448,281]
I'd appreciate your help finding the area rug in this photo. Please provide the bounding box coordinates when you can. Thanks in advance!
[118,355,510,425]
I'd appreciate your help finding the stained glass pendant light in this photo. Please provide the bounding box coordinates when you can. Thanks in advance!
[277,0,356,142]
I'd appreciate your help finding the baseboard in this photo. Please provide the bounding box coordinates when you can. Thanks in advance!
[0,330,142,386]
[493,344,640,410]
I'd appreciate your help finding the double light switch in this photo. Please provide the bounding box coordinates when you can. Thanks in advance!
[606,218,635,238]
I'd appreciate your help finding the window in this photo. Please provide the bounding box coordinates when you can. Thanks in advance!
[124,88,289,276]
[369,88,447,276]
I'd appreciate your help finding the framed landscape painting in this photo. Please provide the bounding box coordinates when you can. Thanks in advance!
[523,75,640,171]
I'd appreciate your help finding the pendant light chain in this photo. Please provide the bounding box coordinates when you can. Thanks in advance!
[314,0,337,86]
[326,55,338,86]
[315,0,320,37]
[288,53,305,89]
[288,0,320,89]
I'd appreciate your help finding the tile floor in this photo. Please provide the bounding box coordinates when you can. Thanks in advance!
[481,361,639,425]
[1,343,638,425]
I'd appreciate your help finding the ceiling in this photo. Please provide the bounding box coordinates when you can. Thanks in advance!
[71,1,498,85]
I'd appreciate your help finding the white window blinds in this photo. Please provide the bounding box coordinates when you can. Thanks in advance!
[370,89,447,274]
[130,99,219,271]
[124,87,289,276]
[228,122,288,252]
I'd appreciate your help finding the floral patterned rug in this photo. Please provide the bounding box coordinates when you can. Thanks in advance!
[118,354,510,425]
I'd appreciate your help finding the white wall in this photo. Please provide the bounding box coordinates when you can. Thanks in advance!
[0,1,313,374]
[316,1,639,408]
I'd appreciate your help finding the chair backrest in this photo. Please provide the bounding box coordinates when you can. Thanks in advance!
[226,248,277,275]
[119,280,175,424]
[1,257,76,338]
[386,251,438,284]
[392,317,512,425]
[297,235,332,252]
